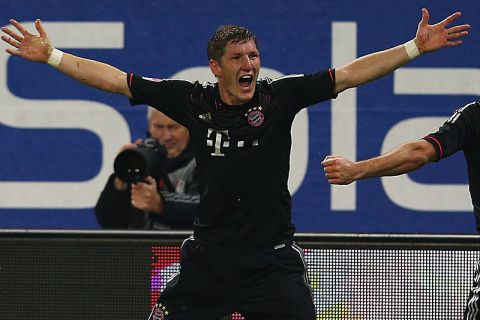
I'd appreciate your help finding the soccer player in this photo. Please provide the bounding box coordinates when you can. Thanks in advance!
[322,101,480,320]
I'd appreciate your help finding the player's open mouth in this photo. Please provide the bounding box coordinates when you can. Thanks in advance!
[239,75,253,88]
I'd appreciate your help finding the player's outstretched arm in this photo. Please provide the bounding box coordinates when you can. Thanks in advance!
[334,8,470,95]
[1,19,131,98]
[322,140,437,185]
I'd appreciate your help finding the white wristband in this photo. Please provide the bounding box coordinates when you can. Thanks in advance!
[404,39,420,60]
[47,48,64,68]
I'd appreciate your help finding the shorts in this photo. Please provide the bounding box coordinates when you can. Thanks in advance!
[149,236,315,320]
[465,258,480,320]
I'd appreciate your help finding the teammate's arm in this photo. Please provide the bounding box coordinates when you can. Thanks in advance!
[333,8,469,95]
[321,140,437,185]
[1,19,131,98]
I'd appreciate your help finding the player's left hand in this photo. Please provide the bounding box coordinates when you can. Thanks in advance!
[415,8,470,53]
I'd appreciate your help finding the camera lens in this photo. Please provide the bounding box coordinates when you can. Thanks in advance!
[114,149,148,183]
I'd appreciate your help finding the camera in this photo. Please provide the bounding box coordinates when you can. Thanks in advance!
[114,137,166,183]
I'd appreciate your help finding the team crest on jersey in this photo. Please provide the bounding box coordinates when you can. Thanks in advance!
[245,106,264,127]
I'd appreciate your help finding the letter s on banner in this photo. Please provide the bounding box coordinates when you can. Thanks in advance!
[0,22,131,208]
[171,67,308,195]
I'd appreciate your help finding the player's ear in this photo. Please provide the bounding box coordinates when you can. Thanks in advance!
[209,59,222,78]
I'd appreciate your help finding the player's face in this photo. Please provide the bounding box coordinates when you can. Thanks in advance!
[210,39,260,105]
[149,110,189,159]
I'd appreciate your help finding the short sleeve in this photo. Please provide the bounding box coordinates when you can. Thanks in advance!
[127,74,194,124]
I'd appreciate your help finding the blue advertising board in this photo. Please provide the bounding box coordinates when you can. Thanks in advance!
[0,0,478,232]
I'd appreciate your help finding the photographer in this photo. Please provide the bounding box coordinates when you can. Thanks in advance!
[95,107,199,229]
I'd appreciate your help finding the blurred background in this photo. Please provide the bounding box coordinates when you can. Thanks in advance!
[0,0,478,232]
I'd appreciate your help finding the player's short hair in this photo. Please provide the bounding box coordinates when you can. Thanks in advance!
[207,25,257,61]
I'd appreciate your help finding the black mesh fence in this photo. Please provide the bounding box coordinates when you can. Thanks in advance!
[0,231,478,320]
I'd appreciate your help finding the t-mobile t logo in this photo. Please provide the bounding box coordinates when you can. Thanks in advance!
[207,128,230,157]
[207,128,259,156]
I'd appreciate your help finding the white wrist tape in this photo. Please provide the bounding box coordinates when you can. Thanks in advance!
[404,39,420,60]
[47,48,64,68]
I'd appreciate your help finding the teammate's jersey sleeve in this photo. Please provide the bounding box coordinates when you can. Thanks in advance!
[127,73,194,124]
[422,102,479,161]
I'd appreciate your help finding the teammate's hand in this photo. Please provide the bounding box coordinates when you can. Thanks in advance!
[321,155,357,185]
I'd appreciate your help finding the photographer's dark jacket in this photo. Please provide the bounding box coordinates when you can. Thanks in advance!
[94,142,200,229]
